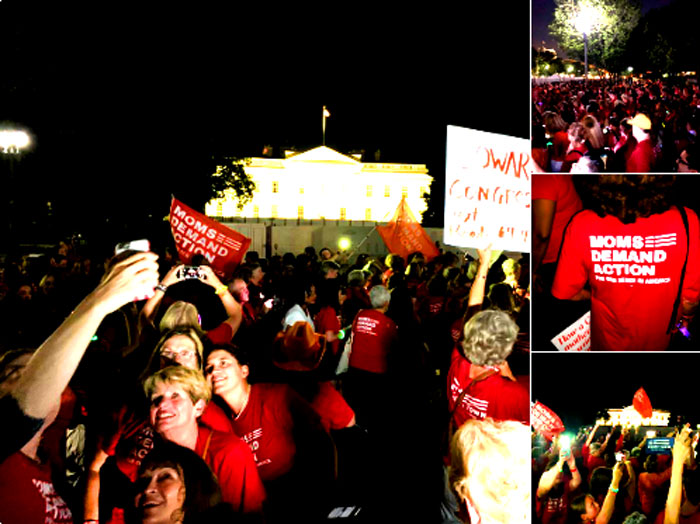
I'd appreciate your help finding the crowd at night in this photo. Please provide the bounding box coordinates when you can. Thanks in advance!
[532,79,700,173]
[0,235,530,523]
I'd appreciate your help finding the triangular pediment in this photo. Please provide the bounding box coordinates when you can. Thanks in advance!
[285,146,360,165]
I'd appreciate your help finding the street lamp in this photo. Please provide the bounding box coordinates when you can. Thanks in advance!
[574,3,601,80]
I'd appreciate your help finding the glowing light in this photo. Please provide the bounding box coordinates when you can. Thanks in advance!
[567,65,574,73]
[338,237,351,250]
[574,3,602,34]
[559,434,572,449]
[627,66,634,73]
[0,129,31,153]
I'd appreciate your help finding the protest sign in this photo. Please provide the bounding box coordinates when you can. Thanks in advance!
[169,197,251,280]
[531,401,565,441]
[376,197,440,261]
[444,126,531,252]
[551,311,591,352]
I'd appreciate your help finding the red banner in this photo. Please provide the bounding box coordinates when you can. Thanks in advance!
[169,197,251,280]
[633,387,653,419]
[376,197,440,262]
[531,401,565,441]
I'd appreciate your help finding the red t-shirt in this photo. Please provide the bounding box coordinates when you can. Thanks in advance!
[532,175,583,265]
[552,207,700,350]
[349,309,398,374]
[206,322,233,345]
[446,346,529,429]
[231,383,307,482]
[314,306,341,355]
[0,452,73,524]
[195,426,266,513]
[310,382,355,432]
[627,138,655,173]
[99,403,155,482]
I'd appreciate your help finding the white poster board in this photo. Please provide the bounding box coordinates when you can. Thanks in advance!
[444,126,531,252]
[551,311,591,352]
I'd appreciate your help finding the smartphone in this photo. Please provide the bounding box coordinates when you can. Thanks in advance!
[180,266,204,280]
[646,437,674,455]
[115,239,150,255]
[113,239,152,301]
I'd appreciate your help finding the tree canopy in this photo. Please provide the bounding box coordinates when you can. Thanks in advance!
[549,0,641,73]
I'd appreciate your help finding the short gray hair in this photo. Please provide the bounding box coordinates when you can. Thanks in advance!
[369,285,391,309]
[462,310,517,366]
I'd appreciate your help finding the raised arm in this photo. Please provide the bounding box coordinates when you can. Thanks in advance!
[665,425,693,524]
[11,251,159,420]
[596,462,624,524]
[139,263,184,328]
[468,244,493,308]
[198,265,242,337]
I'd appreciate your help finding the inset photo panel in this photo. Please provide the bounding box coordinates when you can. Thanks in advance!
[532,351,700,524]
[532,0,700,174]
[532,174,700,351]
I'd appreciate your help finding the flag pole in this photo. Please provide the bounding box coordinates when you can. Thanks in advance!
[322,106,330,146]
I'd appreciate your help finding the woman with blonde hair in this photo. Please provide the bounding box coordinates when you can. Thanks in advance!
[449,418,530,524]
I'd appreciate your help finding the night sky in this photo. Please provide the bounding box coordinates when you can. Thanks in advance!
[0,1,530,241]
[532,352,700,432]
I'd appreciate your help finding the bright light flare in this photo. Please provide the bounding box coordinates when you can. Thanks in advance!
[0,129,31,153]
[574,3,602,34]
[338,237,351,251]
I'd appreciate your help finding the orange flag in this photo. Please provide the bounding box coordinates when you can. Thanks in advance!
[376,197,440,261]
[633,388,653,418]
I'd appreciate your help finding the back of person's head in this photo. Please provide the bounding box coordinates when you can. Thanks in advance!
[321,260,340,277]
[568,122,586,145]
[462,309,518,366]
[346,269,367,288]
[488,283,516,314]
[143,365,211,405]
[449,418,530,524]
[622,511,648,524]
[159,301,202,333]
[543,111,567,135]
[369,285,391,309]
[579,175,676,224]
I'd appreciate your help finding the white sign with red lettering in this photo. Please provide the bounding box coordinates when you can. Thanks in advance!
[551,311,591,352]
[444,126,531,252]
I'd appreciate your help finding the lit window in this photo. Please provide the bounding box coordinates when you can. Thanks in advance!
[298,206,304,219]
[271,205,278,218]
[384,185,390,197]
[365,208,372,220]
[340,208,347,220]
[299,187,305,194]
[216,201,223,215]
[401,186,408,198]
[366,185,373,197]
[272,181,279,193]
[253,205,259,218]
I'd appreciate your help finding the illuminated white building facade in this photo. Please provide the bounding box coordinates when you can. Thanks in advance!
[599,406,671,428]
[205,146,432,222]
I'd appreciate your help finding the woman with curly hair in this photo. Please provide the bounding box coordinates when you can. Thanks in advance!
[551,175,700,350]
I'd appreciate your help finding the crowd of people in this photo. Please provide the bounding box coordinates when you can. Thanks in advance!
[0,234,530,523]
[534,421,699,524]
[532,79,700,173]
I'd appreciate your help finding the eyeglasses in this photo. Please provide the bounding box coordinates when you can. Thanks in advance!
[161,348,196,361]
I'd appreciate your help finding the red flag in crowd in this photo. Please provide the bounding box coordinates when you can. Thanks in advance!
[633,387,653,418]
[376,197,440,262]
[531,401,565,441]
[169,197,251,280]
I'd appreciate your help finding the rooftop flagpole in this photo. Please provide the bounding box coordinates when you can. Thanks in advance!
[322,105,330,145]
